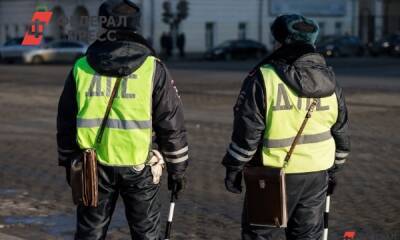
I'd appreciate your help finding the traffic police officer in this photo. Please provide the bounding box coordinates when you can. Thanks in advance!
[222,14,350,240]
[57,1,188,239]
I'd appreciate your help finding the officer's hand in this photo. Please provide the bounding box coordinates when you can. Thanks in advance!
[65,153,82,187]
[327,171,337,195]
[225,168,243,194]
[168,173,185,199]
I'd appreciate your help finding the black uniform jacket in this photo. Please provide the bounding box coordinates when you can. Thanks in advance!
[222,43,350,171]
[57,30,188,175]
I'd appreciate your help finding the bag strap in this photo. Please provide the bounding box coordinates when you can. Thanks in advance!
[95,78,122,145]
[283,98,319,169]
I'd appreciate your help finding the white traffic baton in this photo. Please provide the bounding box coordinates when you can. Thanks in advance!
[164,190,177,240]
[323,194,331,240]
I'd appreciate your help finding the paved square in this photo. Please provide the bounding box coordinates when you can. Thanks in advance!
[0,59,399,239]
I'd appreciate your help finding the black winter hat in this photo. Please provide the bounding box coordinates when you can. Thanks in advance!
[99,0,141,31]
[271,14,319,45]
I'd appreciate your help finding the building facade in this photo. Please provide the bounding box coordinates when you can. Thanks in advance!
[151,0,359,52]
[359,0,400,43]
[0,0,397,52]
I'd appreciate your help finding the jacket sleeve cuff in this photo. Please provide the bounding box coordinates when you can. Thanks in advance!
[335,151,349,165]
[166,161,188,175]
[162,145,189,175]
[222,142,257,169]
[329,151,349,173]
[222,143,258,171]
[162,145,189,164]
[58,148,81,167]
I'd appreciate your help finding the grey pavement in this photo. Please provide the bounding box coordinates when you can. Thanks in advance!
[0,58,399,239]
[0,232,25,240]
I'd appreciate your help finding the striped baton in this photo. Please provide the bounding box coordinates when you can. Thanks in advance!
[165,190,177,240]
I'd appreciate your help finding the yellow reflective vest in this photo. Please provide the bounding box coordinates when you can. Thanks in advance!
[260,64,338,173]
[74,56,155,166]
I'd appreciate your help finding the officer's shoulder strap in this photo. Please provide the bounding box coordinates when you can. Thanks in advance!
[72,56,90,79]
[259,63,274,70]
[153,57,169,71]
[259,64,279,77]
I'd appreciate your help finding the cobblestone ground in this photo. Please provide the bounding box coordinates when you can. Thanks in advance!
[0,59,399,240]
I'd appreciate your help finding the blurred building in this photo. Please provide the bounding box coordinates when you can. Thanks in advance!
[153,0,359,52]
[359,0,400,43]
[0,0,398,53]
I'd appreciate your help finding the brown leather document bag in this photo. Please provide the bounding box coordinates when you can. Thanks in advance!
[244,166,287,227]
[70,78,122,208]
[243,98,319,228]
[71,150,98,207]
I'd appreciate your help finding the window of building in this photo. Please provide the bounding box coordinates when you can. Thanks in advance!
[318,22,326,37]
[15,24,19,37]
[335,22,343,35]
[238,22,247,40]
[398,17,400,31]
[205,22,215,50]
[5,24,11,40]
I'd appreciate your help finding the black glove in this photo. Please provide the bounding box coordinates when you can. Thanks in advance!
[224,168,243,194]
[168,173,185,199]
[63,152,82,187]
[327,170,337,195]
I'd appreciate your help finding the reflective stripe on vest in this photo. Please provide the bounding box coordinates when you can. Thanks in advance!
[260,64,338,173]
[74,56,155,166]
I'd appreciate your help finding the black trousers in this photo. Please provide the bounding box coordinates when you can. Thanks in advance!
[242,171,328,240]
[75,164,161,240]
